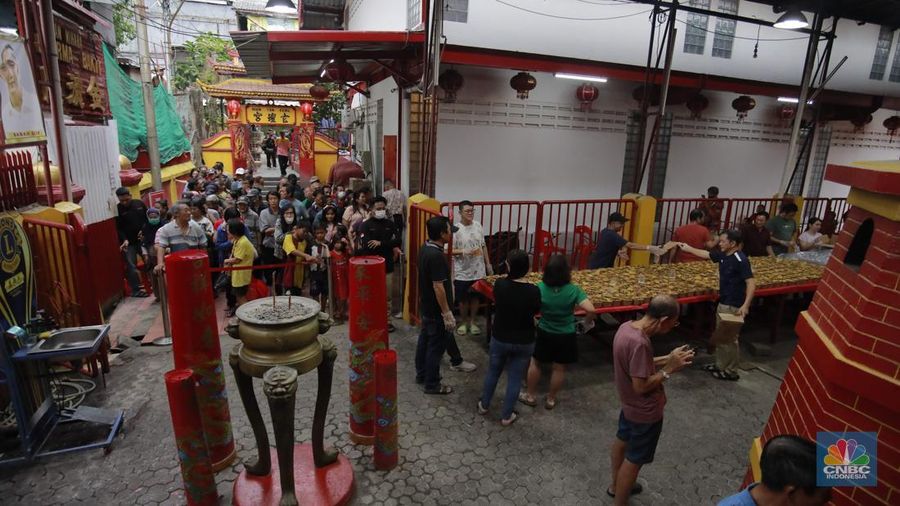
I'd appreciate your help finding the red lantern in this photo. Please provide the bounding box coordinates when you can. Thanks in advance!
[777,104,796,123]
[850,113,872,132]
[731,95,756,121]
[438,69,464,103]
[226,99,241,120]
[309,83,329,101]
[685,93,709,119]
[323,60,355,82]
[575,84,599,111]
[883,115,900,138]
[510,71,537,100]
[300,101,314,118]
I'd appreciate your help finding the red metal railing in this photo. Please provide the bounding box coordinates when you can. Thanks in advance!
[540,199,634,269]
[23,218,91,327]
[654,198,710,245]
[0,150,38,212]
[722,197,781,230]
[441,200,540,270]
[406,204,442,326]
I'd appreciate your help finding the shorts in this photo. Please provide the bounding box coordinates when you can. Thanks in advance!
[454,279,481,302]
[310,271,328,297]
[532,328,578,364]
[232,285,249,298]
[616,411,664,465]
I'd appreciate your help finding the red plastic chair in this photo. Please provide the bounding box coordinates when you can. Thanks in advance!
[572,226,596,270]
[534,230,566,269]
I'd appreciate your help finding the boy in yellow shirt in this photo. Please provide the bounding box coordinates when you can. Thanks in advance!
[283,221,314,295]
[224,219,257,313]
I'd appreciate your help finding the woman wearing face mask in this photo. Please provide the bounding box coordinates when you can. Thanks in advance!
[141,207,168,301]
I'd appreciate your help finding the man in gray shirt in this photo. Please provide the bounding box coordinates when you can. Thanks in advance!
[258,191,281,284]
[154,203,207,273]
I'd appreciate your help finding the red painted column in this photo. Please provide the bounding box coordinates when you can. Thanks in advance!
[165,250,236,470]
[374,349,398,470]
[348,256,387,445]
[164,369,217,506]
[297,122,316,179]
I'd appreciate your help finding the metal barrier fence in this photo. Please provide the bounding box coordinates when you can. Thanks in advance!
[23,218,92,328]
[0,150,38,212]
[654,198,710,245]
[407,204,443,326]
[540,199,634,270]
[722,197,781,230]
[441,200,541,270]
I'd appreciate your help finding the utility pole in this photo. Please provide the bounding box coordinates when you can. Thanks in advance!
[162,0,186,92]
[135,0,163,190]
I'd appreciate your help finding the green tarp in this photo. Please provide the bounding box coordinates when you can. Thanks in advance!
[103,44,191,163]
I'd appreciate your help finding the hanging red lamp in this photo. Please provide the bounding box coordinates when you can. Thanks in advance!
[323,60,355,82]
[850,113,872,132]
[510,71,537,100]
[731,95,756,120]
[685,93,709,119]
[309,83,330,101]
[575,84,599,111]
[438,69,464,103]
[226,99,241,120]
[777,104,796,123]
[883,115,900,138]
[300,101,314,118]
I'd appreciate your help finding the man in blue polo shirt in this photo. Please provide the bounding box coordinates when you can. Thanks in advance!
[677,228,756,381]
[588,212,665,269]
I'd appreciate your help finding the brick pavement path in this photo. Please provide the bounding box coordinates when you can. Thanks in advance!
[1,303,792,505]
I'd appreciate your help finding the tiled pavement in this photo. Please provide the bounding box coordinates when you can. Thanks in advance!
[1,296,801,505]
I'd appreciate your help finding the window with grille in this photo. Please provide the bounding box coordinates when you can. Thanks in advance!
[870,26,894,80]
[890,34,900,82]
[683,0,711,55]
[444,0,468,23]
[408,0,422,29]
[711,0,738,59]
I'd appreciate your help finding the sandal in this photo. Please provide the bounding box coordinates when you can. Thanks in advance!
[477,400,488,415]
[517,392,537,407]
[133,290,150,298]
[606,483,644,498]
[711,369,740,381]
[501,411,519,426]
[544,397,557,410]
[424,384,453,395]
[702,364,720,372]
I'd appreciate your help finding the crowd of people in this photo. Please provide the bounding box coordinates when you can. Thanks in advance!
[115,163,407,327]
[413,190,834,505]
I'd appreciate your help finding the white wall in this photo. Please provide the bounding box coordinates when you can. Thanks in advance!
[346,0,406,31]
[819,108,900,198]
[440,0,900,97]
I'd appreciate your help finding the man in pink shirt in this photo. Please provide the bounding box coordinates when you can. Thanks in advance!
[608,295,694,505]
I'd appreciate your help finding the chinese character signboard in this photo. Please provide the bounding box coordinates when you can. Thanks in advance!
[54,15,110,119]
[0,36,46,145]
[245,105,296,126]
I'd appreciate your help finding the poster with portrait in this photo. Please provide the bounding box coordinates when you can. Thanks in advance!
[0,36,46,146]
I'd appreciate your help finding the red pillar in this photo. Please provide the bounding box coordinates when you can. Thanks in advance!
[297,122,315,179]
[165,250,236,470]
[164,369,217,506]
[374,349,398,470]
[348,256,387,445]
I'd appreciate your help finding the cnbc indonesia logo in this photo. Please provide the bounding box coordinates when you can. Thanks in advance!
[817,432,877,487]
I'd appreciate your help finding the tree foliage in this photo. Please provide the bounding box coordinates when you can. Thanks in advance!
[172,33,234,92]
[113,0,136,47]
[312,82,347,126]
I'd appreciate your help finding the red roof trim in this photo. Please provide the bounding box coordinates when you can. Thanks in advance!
[825,164,900,195]
[265,30,425,44]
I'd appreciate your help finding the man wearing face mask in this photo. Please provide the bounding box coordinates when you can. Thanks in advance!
[358,196,402,332]
[141,207,167,301]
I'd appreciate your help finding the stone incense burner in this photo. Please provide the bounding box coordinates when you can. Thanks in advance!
[226,296,338,506]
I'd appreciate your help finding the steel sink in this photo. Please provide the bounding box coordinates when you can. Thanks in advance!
[30,325,109,355]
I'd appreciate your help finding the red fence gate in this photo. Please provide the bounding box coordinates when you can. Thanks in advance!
[406,204,442,326]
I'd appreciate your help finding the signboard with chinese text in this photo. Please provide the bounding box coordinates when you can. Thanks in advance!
[54,15,110,119]
[245,105,296,126]
[0,37,46,145]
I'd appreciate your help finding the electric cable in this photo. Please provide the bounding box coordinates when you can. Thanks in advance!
[494,0,653,21]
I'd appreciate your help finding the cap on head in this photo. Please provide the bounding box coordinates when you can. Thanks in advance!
[309,176,320,184]
[237,196,249,205]
[205,194,218,203]
[235,168,246,175]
